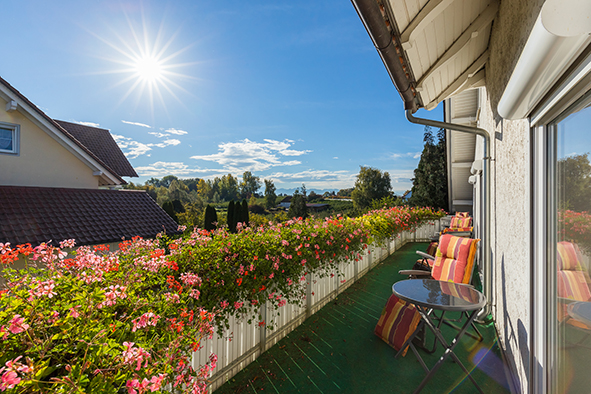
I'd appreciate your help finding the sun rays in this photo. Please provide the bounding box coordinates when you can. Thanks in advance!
[84,5,201,120]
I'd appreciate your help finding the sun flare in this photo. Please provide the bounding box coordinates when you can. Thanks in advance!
[135,55,163,82]
[88,9,200,116]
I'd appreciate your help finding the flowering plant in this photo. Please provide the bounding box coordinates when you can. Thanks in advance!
[559,209,591,254]
[0,206,444,392]
[0,238,216,393]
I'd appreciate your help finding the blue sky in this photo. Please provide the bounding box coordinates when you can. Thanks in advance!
[4,0,442,194]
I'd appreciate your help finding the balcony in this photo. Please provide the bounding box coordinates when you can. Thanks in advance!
[198,237,511,393]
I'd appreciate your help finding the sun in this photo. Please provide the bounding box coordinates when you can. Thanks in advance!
[134,55,164,83]
[86,8,200,117]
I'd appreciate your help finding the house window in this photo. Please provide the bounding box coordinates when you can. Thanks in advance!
[549,95,591,394]
[0,123,19,154]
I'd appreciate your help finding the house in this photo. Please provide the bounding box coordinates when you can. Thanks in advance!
[0,76,179,248]
[352,0,591,392]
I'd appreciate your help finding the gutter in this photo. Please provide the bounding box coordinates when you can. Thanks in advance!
[351,0,418,112]
[406,110,493,319]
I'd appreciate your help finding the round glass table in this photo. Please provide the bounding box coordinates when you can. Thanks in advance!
[391,279,487,394]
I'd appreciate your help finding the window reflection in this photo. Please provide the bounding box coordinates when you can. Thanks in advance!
[555,105,591,393]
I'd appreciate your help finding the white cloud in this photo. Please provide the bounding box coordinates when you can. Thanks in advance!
[333,157,339,160]
[113,134,152,159]
[122,120,152,128]
[74,121,100,127]
[268,169,356,189]
[113,135,181,159]
[136,162,194,177]
[391,152,422,160]
[135,162,228,177]
[191,138,311,172]
[149,132,170,138]
[150,139,181,148]
[165,128,188,135]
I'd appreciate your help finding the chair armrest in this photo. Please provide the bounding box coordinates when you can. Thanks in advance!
[416,251,435,260]
[399,270,432,277]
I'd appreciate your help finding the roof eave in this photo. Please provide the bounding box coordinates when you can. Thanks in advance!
[351,0,420,112]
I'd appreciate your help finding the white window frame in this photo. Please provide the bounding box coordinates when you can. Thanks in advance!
[0,122,20,155]
[532,62,591,393]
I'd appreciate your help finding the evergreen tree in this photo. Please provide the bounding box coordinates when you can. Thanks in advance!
[227,200,236,233]
[409,126,448,211]
[241,199,250,225]
[162,201,178,223]
[233,200,243,230]
[203,205,218,231]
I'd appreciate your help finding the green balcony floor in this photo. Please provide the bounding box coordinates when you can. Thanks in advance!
[215,242,511,394]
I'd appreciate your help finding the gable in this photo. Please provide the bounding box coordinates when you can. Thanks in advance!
[0,77,125,187]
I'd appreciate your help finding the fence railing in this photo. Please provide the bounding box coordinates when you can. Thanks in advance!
[193,219,443,391]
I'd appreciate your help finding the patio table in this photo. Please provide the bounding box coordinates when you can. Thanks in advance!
[392,279,487,394]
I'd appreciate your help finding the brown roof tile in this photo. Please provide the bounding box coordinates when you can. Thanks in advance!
[54,120,138,178]
[0,186,180,247]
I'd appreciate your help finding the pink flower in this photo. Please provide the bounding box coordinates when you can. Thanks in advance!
[8,315,29,334]
[0,370,20,390]
[189,289,201,299]
[121,342,150,371]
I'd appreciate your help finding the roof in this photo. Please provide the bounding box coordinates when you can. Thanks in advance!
[0,186,181,247]
[0,76,125,185]
[353,0,496,111]
[54,120,138,178]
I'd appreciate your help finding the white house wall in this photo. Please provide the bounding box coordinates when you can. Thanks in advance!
[473,1,545,392]
[0,97,98,189]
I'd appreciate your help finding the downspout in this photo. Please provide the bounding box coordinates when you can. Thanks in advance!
[406,110,493,319]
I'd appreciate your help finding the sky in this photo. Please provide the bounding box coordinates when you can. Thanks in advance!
[3,0,442,194]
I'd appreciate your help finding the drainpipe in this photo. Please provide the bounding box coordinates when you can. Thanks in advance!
[406,110,492,319]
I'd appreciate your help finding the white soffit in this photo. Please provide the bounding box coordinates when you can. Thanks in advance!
[386,0,497,110]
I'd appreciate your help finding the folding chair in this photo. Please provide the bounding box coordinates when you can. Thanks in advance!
[399,234,482,353]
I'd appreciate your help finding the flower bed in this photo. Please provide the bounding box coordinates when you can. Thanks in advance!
[559,209,591,254]
[0,206,444,393]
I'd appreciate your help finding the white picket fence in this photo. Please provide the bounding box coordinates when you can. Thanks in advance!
[193,219,443,392]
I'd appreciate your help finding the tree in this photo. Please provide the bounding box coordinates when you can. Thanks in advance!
[227,200,236,233]
[162,201,178,223]
[240,171,261,199]
[264,179,277,209]
[168,179,190,203]
[409,126,448,211]
[558,153,591,212]
[288,189,308,219]
[203,205,218,231]
[219,174,239,201]
[160,175,179,188]
[351,166,392,210]
[241,199,250,226]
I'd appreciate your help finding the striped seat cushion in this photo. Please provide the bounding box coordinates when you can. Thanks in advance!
[431,234,480,284]
[557,270,591,302]
[450,217,472,228]
[375,294,421,357]
[442,227,473,234]
[557,241,584,271]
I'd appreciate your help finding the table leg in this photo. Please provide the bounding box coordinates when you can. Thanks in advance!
[412,306,484,394]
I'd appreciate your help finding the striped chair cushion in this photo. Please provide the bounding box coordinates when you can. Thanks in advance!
[375,294,421,357]
[450,217,472,228]
[455,212,470,218]
[557,270,591,302]
[442,227,473,234]
[557,241,584,271]
[431,234,480,284]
